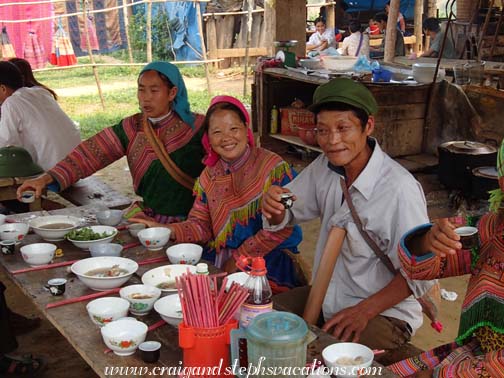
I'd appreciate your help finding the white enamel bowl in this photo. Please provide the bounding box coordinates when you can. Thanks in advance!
[66,225,118,250]
[119,284,161,316]
[141,264,197,293]
[154,294,183,326]
[0,223,29,243]
[101,318,148,356]
[89,243,123,258]
[20,243,56,266]
[96,210,123,226]
[71,256,138,291]
[137,227,171,251]
[86,297,130,327]
[166,243,203,265]
[322,342,374,378]
[29,215,81,241]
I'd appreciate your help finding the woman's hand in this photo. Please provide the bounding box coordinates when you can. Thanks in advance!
[16,173,53,200]
[128,217,166,229]
[262,185,295,224]
[422,218,462,257]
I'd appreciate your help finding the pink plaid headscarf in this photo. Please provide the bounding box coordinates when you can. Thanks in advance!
[202,95,254,167]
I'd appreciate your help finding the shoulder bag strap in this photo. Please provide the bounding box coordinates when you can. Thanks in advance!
[141,115,195,191]
[355,33,364,57]
[339,177,396,274]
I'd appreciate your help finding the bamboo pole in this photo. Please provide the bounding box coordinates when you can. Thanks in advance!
[384,0,400,63]
[196,2,212,95]
[414,0,422,53]
[303,227,346,325]
[243,0,253,97]
[146,0,152,62]
[122,0,134,63]
[82,0,106,110]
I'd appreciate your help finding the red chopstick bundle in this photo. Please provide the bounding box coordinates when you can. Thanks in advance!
[176,272,249,328]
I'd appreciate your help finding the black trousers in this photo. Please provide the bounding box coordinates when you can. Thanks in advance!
[0,281,17,354]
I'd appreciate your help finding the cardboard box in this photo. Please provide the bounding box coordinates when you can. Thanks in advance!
[280,108,315,136]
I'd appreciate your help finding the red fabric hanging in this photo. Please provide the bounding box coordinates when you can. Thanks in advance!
[23,29,45,69]
[50,23,77,67]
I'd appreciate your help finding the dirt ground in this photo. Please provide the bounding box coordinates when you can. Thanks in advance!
[2,72,472,377]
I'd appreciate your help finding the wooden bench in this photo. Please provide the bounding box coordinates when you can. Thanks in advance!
[59,176,132,210]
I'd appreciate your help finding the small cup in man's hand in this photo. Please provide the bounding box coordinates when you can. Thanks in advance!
[280,193,294,209]
[454,226,479,250]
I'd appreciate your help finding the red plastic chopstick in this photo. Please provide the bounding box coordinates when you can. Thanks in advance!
[11,259,79,275]
[46,287,121,309]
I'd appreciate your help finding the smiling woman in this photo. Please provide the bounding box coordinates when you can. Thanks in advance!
[17,61,205,224]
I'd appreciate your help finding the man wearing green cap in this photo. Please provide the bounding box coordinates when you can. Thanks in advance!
[263,78,433,360]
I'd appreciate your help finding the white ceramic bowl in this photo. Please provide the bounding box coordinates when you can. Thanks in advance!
[86,297,130,327]
[101,318,148,356]
[0,223,29,243]
[137,227,171,251]
[89,243,123,258]
[412,63,446,83]
[166,243,203,265]
[71,256,138,291]
[29,215,81,241]
[66,225,118,250]
[119,284,162,316]
[20,243,56,266]
[96,210,123,226]
[127,223,146,238]
[225,272,249,291]
[141,264,197,292]
[322,342,374,378]
[154,294,183,326]
[322,56,357,71]
[299,58,322,70]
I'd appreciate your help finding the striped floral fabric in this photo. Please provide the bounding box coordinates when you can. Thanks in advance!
[390,214,504,377]
[48,112,205,217]
[169,147,303,287]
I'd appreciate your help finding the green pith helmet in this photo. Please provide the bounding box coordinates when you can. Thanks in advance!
[0,146,43,178]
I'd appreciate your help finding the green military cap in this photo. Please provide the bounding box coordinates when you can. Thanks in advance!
[0,146,43,178]
[308,78,378,115]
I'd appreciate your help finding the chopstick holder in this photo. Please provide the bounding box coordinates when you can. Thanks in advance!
[11,259,79,275]
[46,287,121,309]
[104,320,166,353]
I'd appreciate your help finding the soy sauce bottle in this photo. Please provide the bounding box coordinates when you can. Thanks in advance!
[238,257,273,367]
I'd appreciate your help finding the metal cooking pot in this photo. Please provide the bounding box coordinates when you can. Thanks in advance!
[438,141,497,194]
[471,166,499,200]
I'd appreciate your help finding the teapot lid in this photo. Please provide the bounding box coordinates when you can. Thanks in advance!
[246,311,308,344]
[440,141,496,154]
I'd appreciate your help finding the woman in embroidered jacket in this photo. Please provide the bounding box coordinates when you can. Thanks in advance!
[132,96,303,290]
[388,138,504,377]
[17,62,205,223]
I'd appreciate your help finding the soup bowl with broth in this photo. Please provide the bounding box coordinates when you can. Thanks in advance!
[29,215,81,241]
[71,256,138,291]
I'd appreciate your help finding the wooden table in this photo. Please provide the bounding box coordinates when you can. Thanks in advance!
[1,205,397,378]
[0,176,43,211]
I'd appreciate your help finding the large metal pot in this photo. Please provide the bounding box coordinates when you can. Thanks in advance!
[438,141,497,194]
[471,166,499,200]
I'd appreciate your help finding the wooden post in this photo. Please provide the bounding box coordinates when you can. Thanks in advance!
[206,17,218,68]
[303,227,346,325]
[195,2,211,95]
[384,0,400,62]
[264,0,276,56]
[122,0,134,63]
[243,0,253,97]
[146,0,152,62]
[325,4,335,31]
[414,0,423,53]
[82,0,105,110]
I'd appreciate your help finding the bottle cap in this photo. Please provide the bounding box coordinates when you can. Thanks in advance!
[250,257,267,276]
[196,263,209,274]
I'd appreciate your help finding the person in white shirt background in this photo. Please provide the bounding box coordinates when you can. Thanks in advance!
[306,17,336,53]
[0,61,81,171]
[338,20,370,58]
